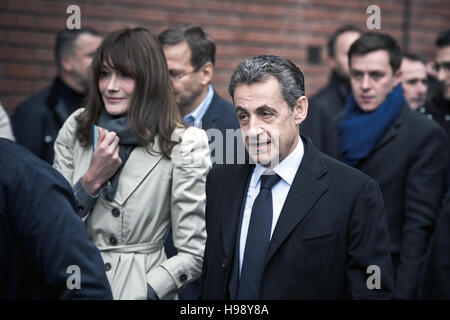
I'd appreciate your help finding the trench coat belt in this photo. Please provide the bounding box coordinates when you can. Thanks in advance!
[97,241,163,254]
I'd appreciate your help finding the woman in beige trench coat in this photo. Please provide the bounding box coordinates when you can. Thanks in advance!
[53,28,211,300]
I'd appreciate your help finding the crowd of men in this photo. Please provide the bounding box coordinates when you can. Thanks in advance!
[1,23,450,300]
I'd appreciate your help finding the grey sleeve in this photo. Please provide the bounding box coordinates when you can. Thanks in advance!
[73,178,99,219]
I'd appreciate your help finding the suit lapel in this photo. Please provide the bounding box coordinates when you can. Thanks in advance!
[221,164,253,260]
[114,138,163,205]
[371,103,406,152]
[265,138,329,263]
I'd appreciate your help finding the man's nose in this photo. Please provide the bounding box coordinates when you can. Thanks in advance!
[361,75,371,90]
[246,117,265,137]
[437,67,447,82]
[417,81,427,95]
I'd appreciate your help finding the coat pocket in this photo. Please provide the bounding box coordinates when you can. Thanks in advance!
[294,230,337,254]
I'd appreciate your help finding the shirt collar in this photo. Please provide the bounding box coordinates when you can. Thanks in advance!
[183,85,214,127]
[252,136,304,187]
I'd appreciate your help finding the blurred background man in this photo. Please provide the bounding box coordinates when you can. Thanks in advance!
[321,32,448,299]
[158,24,240,300]
[301,25,361,147]
[11,28,102,164]
[426,30,450,144]
[400,53,428,111]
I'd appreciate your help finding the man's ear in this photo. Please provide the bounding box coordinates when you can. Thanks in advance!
[60,54,73,73]
[294,96,308,125]
[393,69,402,87]
[325,54,336,72]
[200,62,214,86]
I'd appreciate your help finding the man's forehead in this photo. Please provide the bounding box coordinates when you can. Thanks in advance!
[350,50,391,69]
[401,59,426,76]
[163,41,192,63]
[436,46,450,62]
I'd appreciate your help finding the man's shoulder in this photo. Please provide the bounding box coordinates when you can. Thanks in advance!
[402,103,446,137]
[204,90,239,130]
[14,84,53,114]
[317,146,373,183]
[0,139,68,191]
[210,92,237,117]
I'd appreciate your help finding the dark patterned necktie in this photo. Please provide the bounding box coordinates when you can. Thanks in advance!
[237,172,281,300]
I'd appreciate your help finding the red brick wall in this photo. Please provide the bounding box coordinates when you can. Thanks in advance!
[1,0,449,114]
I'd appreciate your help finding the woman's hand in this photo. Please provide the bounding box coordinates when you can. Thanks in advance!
[82,127,122,195]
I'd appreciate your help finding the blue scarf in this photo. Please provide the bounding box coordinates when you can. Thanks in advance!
[338,84,405,166]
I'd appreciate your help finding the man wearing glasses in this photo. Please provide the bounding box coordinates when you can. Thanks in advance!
[158,25,240,166]
[158,25,240,300]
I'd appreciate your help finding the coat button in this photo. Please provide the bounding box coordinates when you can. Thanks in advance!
[179,274,187,282]
[105,263,112,271]
[221,258,227,268]
[109,236,117,246]
[111,207,120,217]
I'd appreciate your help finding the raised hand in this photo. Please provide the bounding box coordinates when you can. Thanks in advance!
[82,127,122,195]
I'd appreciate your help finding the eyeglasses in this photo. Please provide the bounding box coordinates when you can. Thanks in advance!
[169,68,199,80]
[434,62,450,72]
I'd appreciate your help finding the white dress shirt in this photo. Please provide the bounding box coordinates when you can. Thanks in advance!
[239,137,304,274]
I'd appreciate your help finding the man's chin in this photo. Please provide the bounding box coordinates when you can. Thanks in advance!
[249,152,279,167]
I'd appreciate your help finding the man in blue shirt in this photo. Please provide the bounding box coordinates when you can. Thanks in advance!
[158,25,241,166]
[159,24,241,300]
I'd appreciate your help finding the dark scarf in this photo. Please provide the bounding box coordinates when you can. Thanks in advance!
[97,110,140,201]
[338,84,405,166]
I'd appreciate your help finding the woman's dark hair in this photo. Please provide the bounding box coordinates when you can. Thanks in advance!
[76,27,183,159]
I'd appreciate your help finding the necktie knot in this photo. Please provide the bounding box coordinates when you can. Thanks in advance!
[260,172,281,190]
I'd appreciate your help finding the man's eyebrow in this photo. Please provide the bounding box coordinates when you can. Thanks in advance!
[255,105,277,113]
[235,106,247,113]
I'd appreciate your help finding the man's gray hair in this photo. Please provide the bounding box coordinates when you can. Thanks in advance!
[228,55,305,108]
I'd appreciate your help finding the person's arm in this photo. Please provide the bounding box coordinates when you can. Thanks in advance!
[53,111,121,218]
[346,179,395,299]
[8,161,113,299]
[146,128,212,300]
[418,196,450,299]
[395,126,448,299]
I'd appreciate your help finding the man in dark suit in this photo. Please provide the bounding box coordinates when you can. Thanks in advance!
[425,30,450,189]
[418,194,450,299]
[321,32,448,299]
[11,28,102,164]
[158,25,240,166]
[159,24,240,299]
[0,138,112,299]
[200,55,394,300]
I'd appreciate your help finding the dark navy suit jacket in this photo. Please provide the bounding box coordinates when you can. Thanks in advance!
[201,137,395,299]
[0,138,112,299]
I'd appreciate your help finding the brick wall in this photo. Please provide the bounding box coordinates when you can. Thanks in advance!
[1,0,449,114]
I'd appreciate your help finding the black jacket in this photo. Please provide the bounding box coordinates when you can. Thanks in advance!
[418,194,450,299]
[0,138,112,299]
[11,77,84,164]
[322,104,448,299]
[201,91,241,165]
[301,71,351,147]
[201,137,394,299]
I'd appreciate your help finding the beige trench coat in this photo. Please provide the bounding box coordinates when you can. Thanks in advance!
[53,109,211,300]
